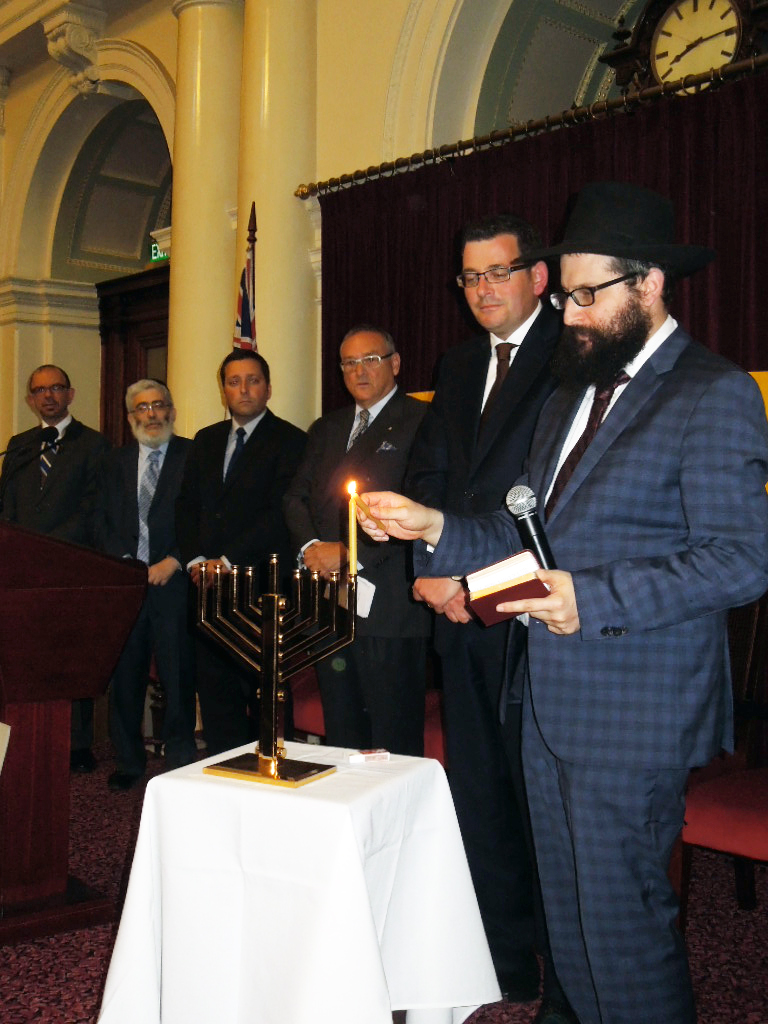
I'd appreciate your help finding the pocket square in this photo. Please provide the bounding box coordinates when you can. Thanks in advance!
[376,441,397,453]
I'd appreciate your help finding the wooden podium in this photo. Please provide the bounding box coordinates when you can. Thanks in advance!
[0,522,146,943]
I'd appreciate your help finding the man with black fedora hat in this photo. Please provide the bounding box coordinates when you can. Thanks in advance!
[353,181,768,1024]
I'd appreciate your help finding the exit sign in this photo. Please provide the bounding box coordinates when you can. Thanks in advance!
[150,241,169,263]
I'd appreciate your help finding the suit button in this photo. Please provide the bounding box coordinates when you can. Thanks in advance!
[600,626,627,637]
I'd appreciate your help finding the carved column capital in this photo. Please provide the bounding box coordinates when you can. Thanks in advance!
[42,2,107,94]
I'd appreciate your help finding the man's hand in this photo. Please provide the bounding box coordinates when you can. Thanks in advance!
[148,556,181,586]
[303,541,347,579]
[357,491,444,546]
[190,559,231,589]
[495,568,580,635]
[413,576,472,623]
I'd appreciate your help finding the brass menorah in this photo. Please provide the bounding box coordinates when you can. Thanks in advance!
[197,554,356,787]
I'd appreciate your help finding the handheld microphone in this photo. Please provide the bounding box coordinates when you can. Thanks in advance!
[505,485,557,570]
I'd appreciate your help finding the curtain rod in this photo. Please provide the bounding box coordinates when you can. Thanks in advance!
[295,55,768,200]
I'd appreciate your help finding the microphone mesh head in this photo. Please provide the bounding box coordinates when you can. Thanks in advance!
[506,485,536,516]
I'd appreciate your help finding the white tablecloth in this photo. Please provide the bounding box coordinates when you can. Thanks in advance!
[99,742,500,1024]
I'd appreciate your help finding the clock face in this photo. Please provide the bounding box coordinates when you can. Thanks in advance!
[651,0,741,85]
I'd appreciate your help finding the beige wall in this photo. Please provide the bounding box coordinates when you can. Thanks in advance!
[0,0,459,437]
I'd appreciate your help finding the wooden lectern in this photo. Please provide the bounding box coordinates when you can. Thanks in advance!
[0,522,146,943]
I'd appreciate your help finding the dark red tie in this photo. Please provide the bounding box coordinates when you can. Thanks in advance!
[545,372,630,520]
[479,342,514,433]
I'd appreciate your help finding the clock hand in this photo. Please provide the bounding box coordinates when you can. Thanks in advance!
[669,35,705,68]
[695,26,738,47]
[669,25,737,67]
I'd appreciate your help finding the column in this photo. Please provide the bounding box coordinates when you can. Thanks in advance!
[167,0,243,437]
[236,0,318,429]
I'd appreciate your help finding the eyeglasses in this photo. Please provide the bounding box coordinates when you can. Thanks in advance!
[340,352,395,373]
[549,274,637,310]
[30,384,69,395]
[456,263,532,289]
[132,401,169,414]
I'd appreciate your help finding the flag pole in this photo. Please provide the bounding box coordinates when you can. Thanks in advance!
[233,201,258,351]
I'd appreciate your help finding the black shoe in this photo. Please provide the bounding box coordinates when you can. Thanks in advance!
[70,748,96,773]
[107,770,143,792]
[533,998,580,1024]
[497,955,541,1003]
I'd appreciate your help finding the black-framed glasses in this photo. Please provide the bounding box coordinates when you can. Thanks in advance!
[132,400,169,414]
[340,353,395,373]
[30,384,69,395]
[456,263,532,289]
[549,273,637,310]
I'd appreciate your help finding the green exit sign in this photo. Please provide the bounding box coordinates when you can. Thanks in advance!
[150,241,169,263]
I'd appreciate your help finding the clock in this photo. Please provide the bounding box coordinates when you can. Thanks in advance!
[650,0,741,85]
[598,0,766,93]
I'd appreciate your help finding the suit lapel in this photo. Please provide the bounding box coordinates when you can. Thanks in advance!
[328,398,400,497]
[124,445,140,525]
[150,437,180,513]
[471,308,559,473]
[219,420,246,493]
[461,342,492,463]
[544,328,692,525]
[527,387,580,512]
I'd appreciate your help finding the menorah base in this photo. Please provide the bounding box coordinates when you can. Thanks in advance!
[203,752,336,787]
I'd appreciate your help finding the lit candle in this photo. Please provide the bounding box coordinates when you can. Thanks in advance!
[347,481,358,575]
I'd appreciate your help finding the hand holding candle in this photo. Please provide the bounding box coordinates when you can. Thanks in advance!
[353,490,446,546]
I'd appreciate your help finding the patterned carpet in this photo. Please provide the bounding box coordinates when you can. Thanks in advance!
[0,743,766,1024]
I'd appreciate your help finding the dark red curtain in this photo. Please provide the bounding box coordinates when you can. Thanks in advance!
[319,71,768,412]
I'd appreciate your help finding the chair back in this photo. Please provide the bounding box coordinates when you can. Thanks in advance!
[728,593,768,768]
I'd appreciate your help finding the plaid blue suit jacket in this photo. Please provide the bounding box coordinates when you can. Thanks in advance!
[421,327,768,769]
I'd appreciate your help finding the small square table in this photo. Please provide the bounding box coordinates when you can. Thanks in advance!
[99,742,500,1024]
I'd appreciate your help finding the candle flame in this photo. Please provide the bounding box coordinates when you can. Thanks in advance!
[347,481,357,496]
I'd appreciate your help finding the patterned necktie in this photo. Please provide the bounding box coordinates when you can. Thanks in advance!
[545,372,630,520]
[39,435,60,488]
[137,450,161,564]
[347,408,370,451]
[479,342,514,432]
[225,427,246,482]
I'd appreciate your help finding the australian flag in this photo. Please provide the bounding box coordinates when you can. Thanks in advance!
[233,236,257,350]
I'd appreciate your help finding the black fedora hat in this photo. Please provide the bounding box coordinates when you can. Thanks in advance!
[530,181,714,277]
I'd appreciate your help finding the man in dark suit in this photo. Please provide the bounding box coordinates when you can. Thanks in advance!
[405,215,567,1016]
[97,379,196,790]
[284,326,430,755]
[356,183,768,1024]
[176,349,306,755]
[0,363,109,772]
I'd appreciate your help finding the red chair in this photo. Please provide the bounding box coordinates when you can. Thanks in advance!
[678,593,768,928]
[289,666,447,766]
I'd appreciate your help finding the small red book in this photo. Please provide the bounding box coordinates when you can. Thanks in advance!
[466,549,549,627]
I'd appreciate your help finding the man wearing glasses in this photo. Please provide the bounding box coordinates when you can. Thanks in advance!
[0,363,109,773]
[358,182,768,1024]
[404,216,569,1020]
[283,326,430,755]
[97,379,196,790]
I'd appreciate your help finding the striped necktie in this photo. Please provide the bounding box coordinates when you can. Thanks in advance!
[137,450,161,564]
[347,409,370,451]
[39,434,60,488]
